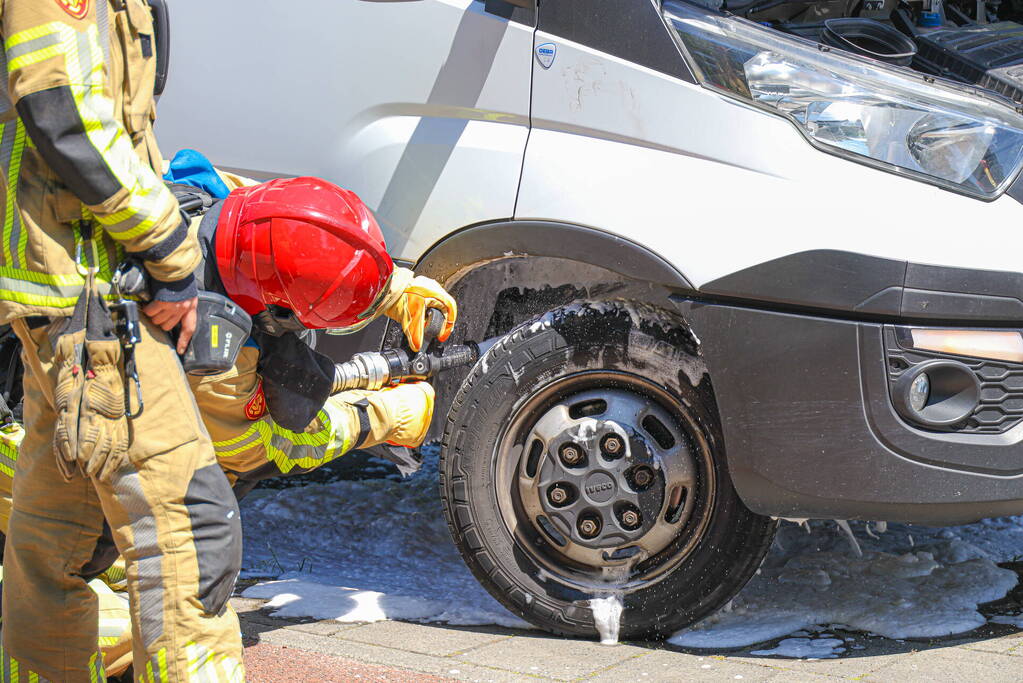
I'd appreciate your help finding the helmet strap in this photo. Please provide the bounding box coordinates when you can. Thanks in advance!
[253,305,308,337]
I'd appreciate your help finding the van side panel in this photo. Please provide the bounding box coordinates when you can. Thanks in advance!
[156,0,533,261]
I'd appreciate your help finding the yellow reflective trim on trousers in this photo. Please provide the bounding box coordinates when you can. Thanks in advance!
[87,652,102,683]
[212,423,264,457]
[0,434,19,463]
[142,649,168,683]
[185,642,244,683]
[266,405,353,473]
[158,648,168,683]
[281,409,334,446]
[0,645,56,683]
[0,427,18,475]
[99,559,127,587]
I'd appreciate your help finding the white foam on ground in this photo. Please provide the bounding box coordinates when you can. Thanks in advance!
[669,519,1021,650]
[243,579,448,622]
[240,452,1023,648]
[750,637,845,659]
[238,451,530,630]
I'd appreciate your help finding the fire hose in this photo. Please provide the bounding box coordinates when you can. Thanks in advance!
[331,308,492,393]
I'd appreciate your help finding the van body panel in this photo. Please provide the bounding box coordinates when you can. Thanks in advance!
[518,33,1023,290]
[157,0,533,260]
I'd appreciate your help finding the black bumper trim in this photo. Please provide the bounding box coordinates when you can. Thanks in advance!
[700,249,1023,325]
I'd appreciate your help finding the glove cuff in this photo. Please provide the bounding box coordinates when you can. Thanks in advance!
[380,267,415,323]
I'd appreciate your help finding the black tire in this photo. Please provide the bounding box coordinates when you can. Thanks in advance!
[440,301,776,639]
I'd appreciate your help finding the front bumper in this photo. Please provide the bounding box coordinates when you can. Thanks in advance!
[675,299,1023,525]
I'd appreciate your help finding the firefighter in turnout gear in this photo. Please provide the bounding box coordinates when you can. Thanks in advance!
[136,172,454,500]
[0,164,458,677]
[0,1,246,680]
[191,175,454,494]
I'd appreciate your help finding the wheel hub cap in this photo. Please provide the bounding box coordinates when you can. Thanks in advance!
[518,386,698,570]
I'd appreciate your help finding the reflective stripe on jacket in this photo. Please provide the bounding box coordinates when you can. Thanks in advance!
[0,0,200,322]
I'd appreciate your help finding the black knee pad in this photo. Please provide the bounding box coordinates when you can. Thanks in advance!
[184,464,242,615]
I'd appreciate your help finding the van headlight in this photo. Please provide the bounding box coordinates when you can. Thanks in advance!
[662,1,1023,198]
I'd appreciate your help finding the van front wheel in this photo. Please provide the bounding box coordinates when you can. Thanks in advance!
[440,301,777,639]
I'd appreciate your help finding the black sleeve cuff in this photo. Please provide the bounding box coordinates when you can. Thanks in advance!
[149,273,197,302]
[131,211,189,262]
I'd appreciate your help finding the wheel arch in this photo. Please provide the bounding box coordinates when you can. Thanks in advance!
[407,219,706,443]
[412,219,695,295]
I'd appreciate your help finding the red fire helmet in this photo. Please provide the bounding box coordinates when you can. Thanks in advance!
[215,176,393,330]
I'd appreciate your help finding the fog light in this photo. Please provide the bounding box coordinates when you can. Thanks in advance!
[893,361,980,429]
[909,372,930,412]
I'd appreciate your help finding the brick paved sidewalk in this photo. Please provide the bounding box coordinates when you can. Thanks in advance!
[235,597,1023,682]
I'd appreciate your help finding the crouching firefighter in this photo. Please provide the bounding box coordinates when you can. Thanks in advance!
[158,174,457,495]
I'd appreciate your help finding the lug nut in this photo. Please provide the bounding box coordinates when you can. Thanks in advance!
[578,515,602,539]
[559,443,585,466]
[548,484,572,506]
[601,434,625,458]
[620,509,642,529]
[631,465,655,490]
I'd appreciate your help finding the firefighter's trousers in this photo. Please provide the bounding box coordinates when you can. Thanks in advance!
[1,317,245,682]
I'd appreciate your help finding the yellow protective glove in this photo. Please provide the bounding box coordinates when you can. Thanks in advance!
[386,275,457,352]
[340,382,436,448]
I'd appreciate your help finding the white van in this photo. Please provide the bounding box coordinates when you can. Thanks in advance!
[160,0,1023,639]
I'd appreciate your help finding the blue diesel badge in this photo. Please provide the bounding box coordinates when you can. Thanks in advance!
[535,42,556,69]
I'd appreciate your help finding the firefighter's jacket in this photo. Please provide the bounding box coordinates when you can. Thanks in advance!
[189,205,416,481]
[0,0,199,323]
